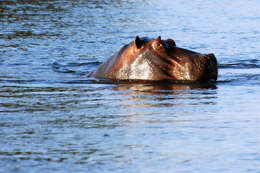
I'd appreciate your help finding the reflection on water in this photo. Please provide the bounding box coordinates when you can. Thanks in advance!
[1,0,260,172]
[113,82,217,107]
[0,82,217,113]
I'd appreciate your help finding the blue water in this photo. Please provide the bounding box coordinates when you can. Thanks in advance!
[1,0,260,172]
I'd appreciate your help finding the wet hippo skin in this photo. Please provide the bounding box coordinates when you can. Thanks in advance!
[90,36,218,82]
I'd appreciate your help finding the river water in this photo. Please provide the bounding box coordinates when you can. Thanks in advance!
[1,0,260,172]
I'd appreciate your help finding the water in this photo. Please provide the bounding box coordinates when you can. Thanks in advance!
[1,0,260,172]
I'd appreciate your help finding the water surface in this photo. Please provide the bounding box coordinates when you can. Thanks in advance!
[1,0,260,172]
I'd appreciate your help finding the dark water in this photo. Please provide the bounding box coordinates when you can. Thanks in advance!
[1,0,260,172]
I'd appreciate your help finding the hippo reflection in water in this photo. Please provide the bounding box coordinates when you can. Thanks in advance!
[90,36,218,82]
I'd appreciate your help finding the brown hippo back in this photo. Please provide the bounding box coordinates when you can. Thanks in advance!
[90,36,218,82]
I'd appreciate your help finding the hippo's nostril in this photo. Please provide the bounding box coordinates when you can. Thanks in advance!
[207,53,217,64]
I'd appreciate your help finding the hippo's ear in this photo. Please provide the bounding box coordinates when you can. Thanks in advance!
[156,36,162,41]
[134,36,144,49]
[166,38,176,47]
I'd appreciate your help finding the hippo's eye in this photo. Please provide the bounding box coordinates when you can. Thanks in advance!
[153,42,163,50]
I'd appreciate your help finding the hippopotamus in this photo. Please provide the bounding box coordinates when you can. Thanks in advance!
[89,36,218,82]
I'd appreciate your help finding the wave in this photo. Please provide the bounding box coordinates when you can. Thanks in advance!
[52,61,101,75]
[219,59,260,69]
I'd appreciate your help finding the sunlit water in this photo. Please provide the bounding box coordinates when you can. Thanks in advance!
[1,0,260,172]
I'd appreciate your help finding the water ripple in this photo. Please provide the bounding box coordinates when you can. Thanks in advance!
[1,0,260,173]
[219,59,260,69]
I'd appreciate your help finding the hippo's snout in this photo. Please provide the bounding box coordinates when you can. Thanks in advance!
[202,54,218,81]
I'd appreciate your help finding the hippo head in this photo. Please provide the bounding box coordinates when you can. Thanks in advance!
[129,36,218,82]
[90,36,218,82]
